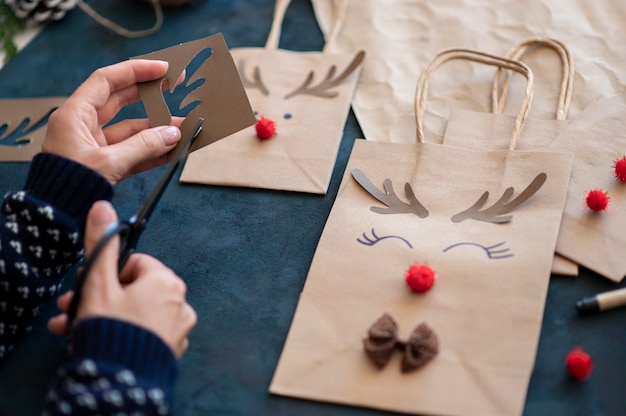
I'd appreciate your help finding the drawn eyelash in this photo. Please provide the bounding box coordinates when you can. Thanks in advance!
[357,228,413,249]
[442,241,513,259]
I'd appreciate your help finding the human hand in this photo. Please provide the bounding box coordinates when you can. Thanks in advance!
[48,201,197,359]
[43,59,184,185]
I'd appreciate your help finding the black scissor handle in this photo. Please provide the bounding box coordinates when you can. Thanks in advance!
[66,221,131,329]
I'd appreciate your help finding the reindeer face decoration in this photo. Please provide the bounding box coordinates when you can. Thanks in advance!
[351,166,547,261]
[178,0,365,194]
[179,46,365,194]
[334,139,573,270]
[270,138,573,416]
[238,50,365,127]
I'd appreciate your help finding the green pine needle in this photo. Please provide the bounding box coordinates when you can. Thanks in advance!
[0,3,26,64]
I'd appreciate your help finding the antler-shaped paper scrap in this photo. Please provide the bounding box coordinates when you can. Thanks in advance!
[238,60,270,96]
[351,168,429,218]
[451,173,547,224]
[284,51,365,99]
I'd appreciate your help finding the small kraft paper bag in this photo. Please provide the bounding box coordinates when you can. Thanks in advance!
[0,97,66,162]
[270,49,573,416]
[442,38,577,276]
[179,0,365,194]
[543,92,626,282]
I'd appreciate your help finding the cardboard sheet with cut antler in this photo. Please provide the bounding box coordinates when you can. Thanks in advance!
[134,32,257,160]
[0,97,66,162]
[178,0,365,194]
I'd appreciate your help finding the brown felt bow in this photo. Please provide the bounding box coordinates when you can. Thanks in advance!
[363,313,439,373]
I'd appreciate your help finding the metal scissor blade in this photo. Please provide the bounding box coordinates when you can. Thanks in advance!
[130,117,204,230]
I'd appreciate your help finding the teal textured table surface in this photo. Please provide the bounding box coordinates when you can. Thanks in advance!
[0,1,625,415]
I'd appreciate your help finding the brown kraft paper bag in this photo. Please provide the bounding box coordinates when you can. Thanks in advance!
[544,92,626,282]
[270,48,573,416]
[443,38,577,275]
[179,0,365,194]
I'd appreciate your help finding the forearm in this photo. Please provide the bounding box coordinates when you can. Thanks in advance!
[0,153,113,361]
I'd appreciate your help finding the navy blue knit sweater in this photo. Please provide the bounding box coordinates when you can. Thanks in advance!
[1,153,178,415]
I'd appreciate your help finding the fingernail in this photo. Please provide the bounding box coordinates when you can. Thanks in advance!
[157,126,181,145]
[89,201,116,226]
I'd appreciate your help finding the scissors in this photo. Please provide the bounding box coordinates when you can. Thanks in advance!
[66,117,204,331]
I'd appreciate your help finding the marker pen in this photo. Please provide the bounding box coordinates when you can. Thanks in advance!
[576,287,626,314]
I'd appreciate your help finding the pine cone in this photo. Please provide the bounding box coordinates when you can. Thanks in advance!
[6,0,77,24]
[139,0,193,7]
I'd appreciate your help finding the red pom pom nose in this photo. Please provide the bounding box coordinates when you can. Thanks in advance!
[255,116,276,140]
[566,347,593,381]
[404,263,437,293]
[585,189,609,211]
[614,156,626,182]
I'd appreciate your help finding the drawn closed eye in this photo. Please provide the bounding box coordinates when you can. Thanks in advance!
[442,241,514,259]
[357,228,413,249]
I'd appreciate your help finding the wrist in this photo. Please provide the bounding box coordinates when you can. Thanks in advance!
[71,318,178,388]
[24,153,113,233]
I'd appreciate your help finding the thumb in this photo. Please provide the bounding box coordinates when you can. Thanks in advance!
[83,201,121,293]
[111,125,181,170]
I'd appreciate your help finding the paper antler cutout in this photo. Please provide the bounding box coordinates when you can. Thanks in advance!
[351,168,429,217]
[451,173,547,223]
[363,313,438,373]
[238,61,270,96]
[354,168,547,224]
[284,51,365,99]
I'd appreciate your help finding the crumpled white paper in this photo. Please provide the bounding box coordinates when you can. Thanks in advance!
[312,0,626,143]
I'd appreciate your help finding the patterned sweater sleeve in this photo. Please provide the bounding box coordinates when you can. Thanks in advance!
[0,153,113,361]
[43,318,178,416]
[2,153,179,415]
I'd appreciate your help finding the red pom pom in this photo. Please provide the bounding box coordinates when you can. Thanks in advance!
[255,116,276,140]
[585,189,610,211]
[405,263,437,293]
[565,347,593,381]
[614,156,626,182]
